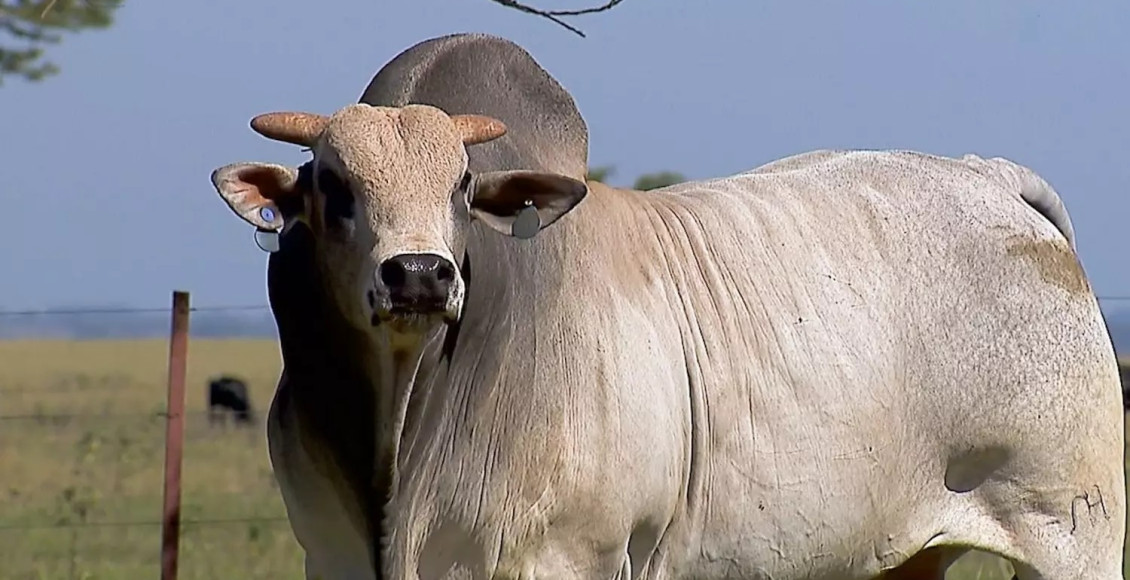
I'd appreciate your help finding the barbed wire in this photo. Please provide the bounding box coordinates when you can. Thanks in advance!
[2,295,1130,318]
[0,305,270,317]
[0,382,140,395]
[0,410,254,422]
[0,516,289,531]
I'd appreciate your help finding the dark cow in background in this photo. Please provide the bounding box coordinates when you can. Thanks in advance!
[1120,361,1130,411]
[207,375,254,426]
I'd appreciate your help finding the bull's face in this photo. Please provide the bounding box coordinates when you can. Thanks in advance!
[210,103,588,334]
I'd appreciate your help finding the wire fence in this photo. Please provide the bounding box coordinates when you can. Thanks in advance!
[0,310,303,580]
[1,295,1129,580]
[0,516,289,531]
[1,294,1130,319]
[0,305,272,317]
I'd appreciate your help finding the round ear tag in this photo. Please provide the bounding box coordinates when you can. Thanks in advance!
[254,228,281,253]
[511,202,540,240]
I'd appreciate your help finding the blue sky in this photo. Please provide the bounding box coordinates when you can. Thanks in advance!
[3,0,1128,316]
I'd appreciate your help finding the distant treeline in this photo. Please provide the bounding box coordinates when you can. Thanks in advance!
[0,310,278,340]
[3,307,1130,358]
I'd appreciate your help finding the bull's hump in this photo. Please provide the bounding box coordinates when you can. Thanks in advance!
[358,33,588,179]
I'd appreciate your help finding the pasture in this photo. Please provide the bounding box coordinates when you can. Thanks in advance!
[0,338,1124,579]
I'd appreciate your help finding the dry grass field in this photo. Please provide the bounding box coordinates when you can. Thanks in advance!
[0,338,1124,579]
[0,339,299,579]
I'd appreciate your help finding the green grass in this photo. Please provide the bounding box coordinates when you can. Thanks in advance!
[0,339,1124,579]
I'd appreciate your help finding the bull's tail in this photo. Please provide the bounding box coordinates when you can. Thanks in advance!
[1016,167,1077,250]
[961,154,1077,250]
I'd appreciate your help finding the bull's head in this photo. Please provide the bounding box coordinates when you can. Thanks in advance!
[210,104,588,333]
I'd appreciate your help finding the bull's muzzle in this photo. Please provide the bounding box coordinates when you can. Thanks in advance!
[374,252,457,320]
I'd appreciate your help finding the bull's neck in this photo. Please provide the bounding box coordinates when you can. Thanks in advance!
[364,329,441,476]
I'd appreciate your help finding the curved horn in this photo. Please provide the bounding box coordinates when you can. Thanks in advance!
[249,112,330,147]
[451,114,507,146]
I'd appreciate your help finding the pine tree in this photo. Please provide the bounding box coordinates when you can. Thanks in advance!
[0,0,123,85]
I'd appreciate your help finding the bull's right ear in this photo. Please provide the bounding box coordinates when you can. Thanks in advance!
[210,162,304,231]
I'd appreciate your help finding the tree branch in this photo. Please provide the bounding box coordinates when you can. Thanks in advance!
[488,0,625,37]
[40,0,58,19]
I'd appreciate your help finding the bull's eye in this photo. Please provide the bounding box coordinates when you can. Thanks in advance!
[318,169,354,221]
[458,171,472,191]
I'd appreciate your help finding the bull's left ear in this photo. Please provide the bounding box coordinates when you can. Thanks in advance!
[469,170,588,239]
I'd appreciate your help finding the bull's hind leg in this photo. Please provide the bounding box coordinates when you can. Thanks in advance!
[995,409,1125,578]
[877,546,968,580]
[999,482,1126,580]
[960,438,1126,580]
[879,428,1125,579]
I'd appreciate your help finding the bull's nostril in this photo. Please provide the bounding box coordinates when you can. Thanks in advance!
[436,262,455,282]
[380,261,407,288]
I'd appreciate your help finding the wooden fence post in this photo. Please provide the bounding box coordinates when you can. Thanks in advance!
[160,291,190,580]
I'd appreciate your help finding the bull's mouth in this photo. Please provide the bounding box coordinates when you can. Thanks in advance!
[389,302,445,315]
[371,303,457,329]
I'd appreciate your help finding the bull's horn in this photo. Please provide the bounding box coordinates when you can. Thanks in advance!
[451,114,507,145]
[249,112,330,147]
